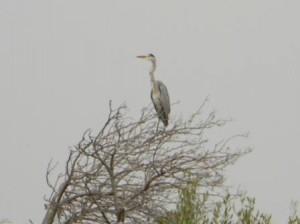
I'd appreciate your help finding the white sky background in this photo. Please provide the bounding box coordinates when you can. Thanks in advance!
[0,0,300,223]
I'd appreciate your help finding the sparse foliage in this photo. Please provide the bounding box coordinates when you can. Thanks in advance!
[156,182,272,224]
[289,201,300,224]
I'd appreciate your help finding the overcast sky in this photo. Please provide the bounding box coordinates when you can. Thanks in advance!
[1,0,300,223]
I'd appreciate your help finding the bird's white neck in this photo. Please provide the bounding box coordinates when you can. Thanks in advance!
[150,60,156,74]
[149,60,159,93]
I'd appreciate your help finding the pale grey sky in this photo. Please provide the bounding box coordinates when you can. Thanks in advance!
[0,0,300,223]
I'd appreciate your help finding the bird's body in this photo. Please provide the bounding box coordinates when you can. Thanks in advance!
[137,54,170,127]
[151,80,170,126]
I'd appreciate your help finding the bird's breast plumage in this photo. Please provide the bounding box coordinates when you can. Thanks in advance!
[151,89,160,100]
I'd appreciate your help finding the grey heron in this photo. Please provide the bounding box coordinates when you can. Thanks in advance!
[137,54,170,127]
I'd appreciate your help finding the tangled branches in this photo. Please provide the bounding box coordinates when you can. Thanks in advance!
[42,102,249,224]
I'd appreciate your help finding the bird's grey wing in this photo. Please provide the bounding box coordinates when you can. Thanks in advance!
[157,81,170,115]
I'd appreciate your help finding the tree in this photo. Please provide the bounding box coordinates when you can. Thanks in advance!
[42,101,248,224]
[156,181,300,224]
[156,182,273,224]
[0,220,13,224]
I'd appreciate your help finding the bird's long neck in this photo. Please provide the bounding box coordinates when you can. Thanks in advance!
[149,60,159,93]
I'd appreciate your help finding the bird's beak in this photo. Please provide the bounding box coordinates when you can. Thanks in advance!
[137,55,147,59]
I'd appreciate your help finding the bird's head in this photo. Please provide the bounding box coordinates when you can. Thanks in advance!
[137,53,156,63]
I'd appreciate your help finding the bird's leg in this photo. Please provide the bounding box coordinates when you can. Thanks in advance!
[155,119,160,133]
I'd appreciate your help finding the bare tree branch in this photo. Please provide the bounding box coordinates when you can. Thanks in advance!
[42,102,250,224]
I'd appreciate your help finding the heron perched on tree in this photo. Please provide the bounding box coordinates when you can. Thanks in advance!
[137,53,170,127]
